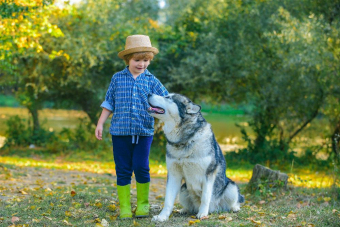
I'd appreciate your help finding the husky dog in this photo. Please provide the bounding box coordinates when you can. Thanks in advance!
[147,93,244,222]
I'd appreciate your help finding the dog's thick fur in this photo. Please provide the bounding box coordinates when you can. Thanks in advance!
[148,93,244,222]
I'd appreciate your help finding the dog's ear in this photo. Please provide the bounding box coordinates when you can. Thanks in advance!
[186,103,201,114]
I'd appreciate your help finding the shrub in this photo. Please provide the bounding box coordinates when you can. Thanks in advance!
[4,115,55,147]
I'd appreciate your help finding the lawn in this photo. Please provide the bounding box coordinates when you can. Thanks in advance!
[0,154,339,227]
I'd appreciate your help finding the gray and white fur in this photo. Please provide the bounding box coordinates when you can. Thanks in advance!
[147,93,244,222]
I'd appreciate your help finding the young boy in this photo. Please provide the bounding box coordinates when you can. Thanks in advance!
[95,35,168,219]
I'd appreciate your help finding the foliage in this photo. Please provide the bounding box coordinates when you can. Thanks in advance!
[4,115,55,147]
[1,0,340,165]
[3,115,111,153]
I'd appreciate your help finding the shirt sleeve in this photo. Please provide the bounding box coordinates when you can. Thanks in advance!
[100,75,115,112]
[151,77,169,97]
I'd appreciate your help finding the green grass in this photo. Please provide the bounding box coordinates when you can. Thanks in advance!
[0,162,339,226]
[0,95,20,107]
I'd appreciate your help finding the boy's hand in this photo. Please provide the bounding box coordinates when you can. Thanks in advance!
[95,124,103,140]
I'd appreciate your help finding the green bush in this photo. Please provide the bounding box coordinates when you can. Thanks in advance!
[3,116,112,154]
[4,115,55,147]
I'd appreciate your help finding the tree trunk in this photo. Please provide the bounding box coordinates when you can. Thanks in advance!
[246,164,289,192]
[28,106,40,134]
[331,119,340,162]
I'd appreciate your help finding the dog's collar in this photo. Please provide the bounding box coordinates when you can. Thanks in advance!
[166,137,195,148]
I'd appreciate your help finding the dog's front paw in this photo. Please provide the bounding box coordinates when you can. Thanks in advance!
[196,212,208,219]
[231,205,241,213]
[152,215,169,222]
[179,208,188,214]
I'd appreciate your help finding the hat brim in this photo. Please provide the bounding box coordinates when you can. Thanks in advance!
[118,47,159,59]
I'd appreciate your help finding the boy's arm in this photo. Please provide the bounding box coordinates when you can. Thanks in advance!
[95,108,112,140]
[96,75,115,140]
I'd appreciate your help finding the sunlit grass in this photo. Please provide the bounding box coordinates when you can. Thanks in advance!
[0,156,337,189]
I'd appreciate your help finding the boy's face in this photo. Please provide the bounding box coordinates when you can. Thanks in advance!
[128,57,150,76]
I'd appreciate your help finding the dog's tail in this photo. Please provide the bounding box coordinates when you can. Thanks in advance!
[238,193,245,204]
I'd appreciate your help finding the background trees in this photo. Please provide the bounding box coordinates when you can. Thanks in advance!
[1,0,339,165]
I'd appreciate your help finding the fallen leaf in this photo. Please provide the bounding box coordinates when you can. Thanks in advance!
[63,220,73,226]
[259,200,266,205]
[323,197,331,202]
[19,190,28,195]
[251,220,261,224]
[71,190,76,197]
[218,215,226,219]
[307,224,315,227]
[332,209,338,214]
[287,213,297,219]
[133,220,140,226]
[65,211,72,217]
[109,214,118,221]
[11,216,20,223]
[225,217,232,222]
[155,195,164,199]
[108,204,116,211]
[200,216,209,220]
[101,219,109,227]
[95,202,103,208]
[188,220,200,225]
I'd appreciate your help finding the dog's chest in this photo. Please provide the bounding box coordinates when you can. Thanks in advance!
[169,156,212,186]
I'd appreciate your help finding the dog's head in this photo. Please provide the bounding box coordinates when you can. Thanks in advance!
[147,93,201,123]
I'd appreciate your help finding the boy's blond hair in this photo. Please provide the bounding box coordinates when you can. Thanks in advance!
[123,52,154,65]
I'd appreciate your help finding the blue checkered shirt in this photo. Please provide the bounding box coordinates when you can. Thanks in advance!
[101,67,168,136]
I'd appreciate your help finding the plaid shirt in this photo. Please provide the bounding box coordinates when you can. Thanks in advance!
[101,66,168,136]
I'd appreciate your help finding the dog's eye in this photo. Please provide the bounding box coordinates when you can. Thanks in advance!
[165,96,171,99]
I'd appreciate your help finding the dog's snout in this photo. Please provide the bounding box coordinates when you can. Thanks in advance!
[148,93,152,98]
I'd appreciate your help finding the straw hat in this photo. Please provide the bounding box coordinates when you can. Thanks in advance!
[118,35,159,59]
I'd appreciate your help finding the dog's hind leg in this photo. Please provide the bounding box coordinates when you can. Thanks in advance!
[152,172,182,222]
[179,183,193,214]
[222,182,241,212]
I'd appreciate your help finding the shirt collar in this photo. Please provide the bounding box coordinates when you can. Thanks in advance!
[123,66,152,77]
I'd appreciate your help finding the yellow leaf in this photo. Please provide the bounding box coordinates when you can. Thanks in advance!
[259,200,266,204]
[63,220,73,226]
[71,190,76,197]
[108,204,116,211]
[109,214,118,221]
[155,195,163,199]
[258,212,265,216]
[332,209,338,214]
[95,202,103,208]
[218,215,226,219]
[307,224,315,227]
[188,220,196,225]
[226,217,232,221]
[65,211,72,217]
[19,190,28,195]
[323,197,331,202]
[251,220,261,224]
[133,220,140,226]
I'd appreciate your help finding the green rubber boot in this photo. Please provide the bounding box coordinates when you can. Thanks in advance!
[135,182,150,217]
[117,185,132,219]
